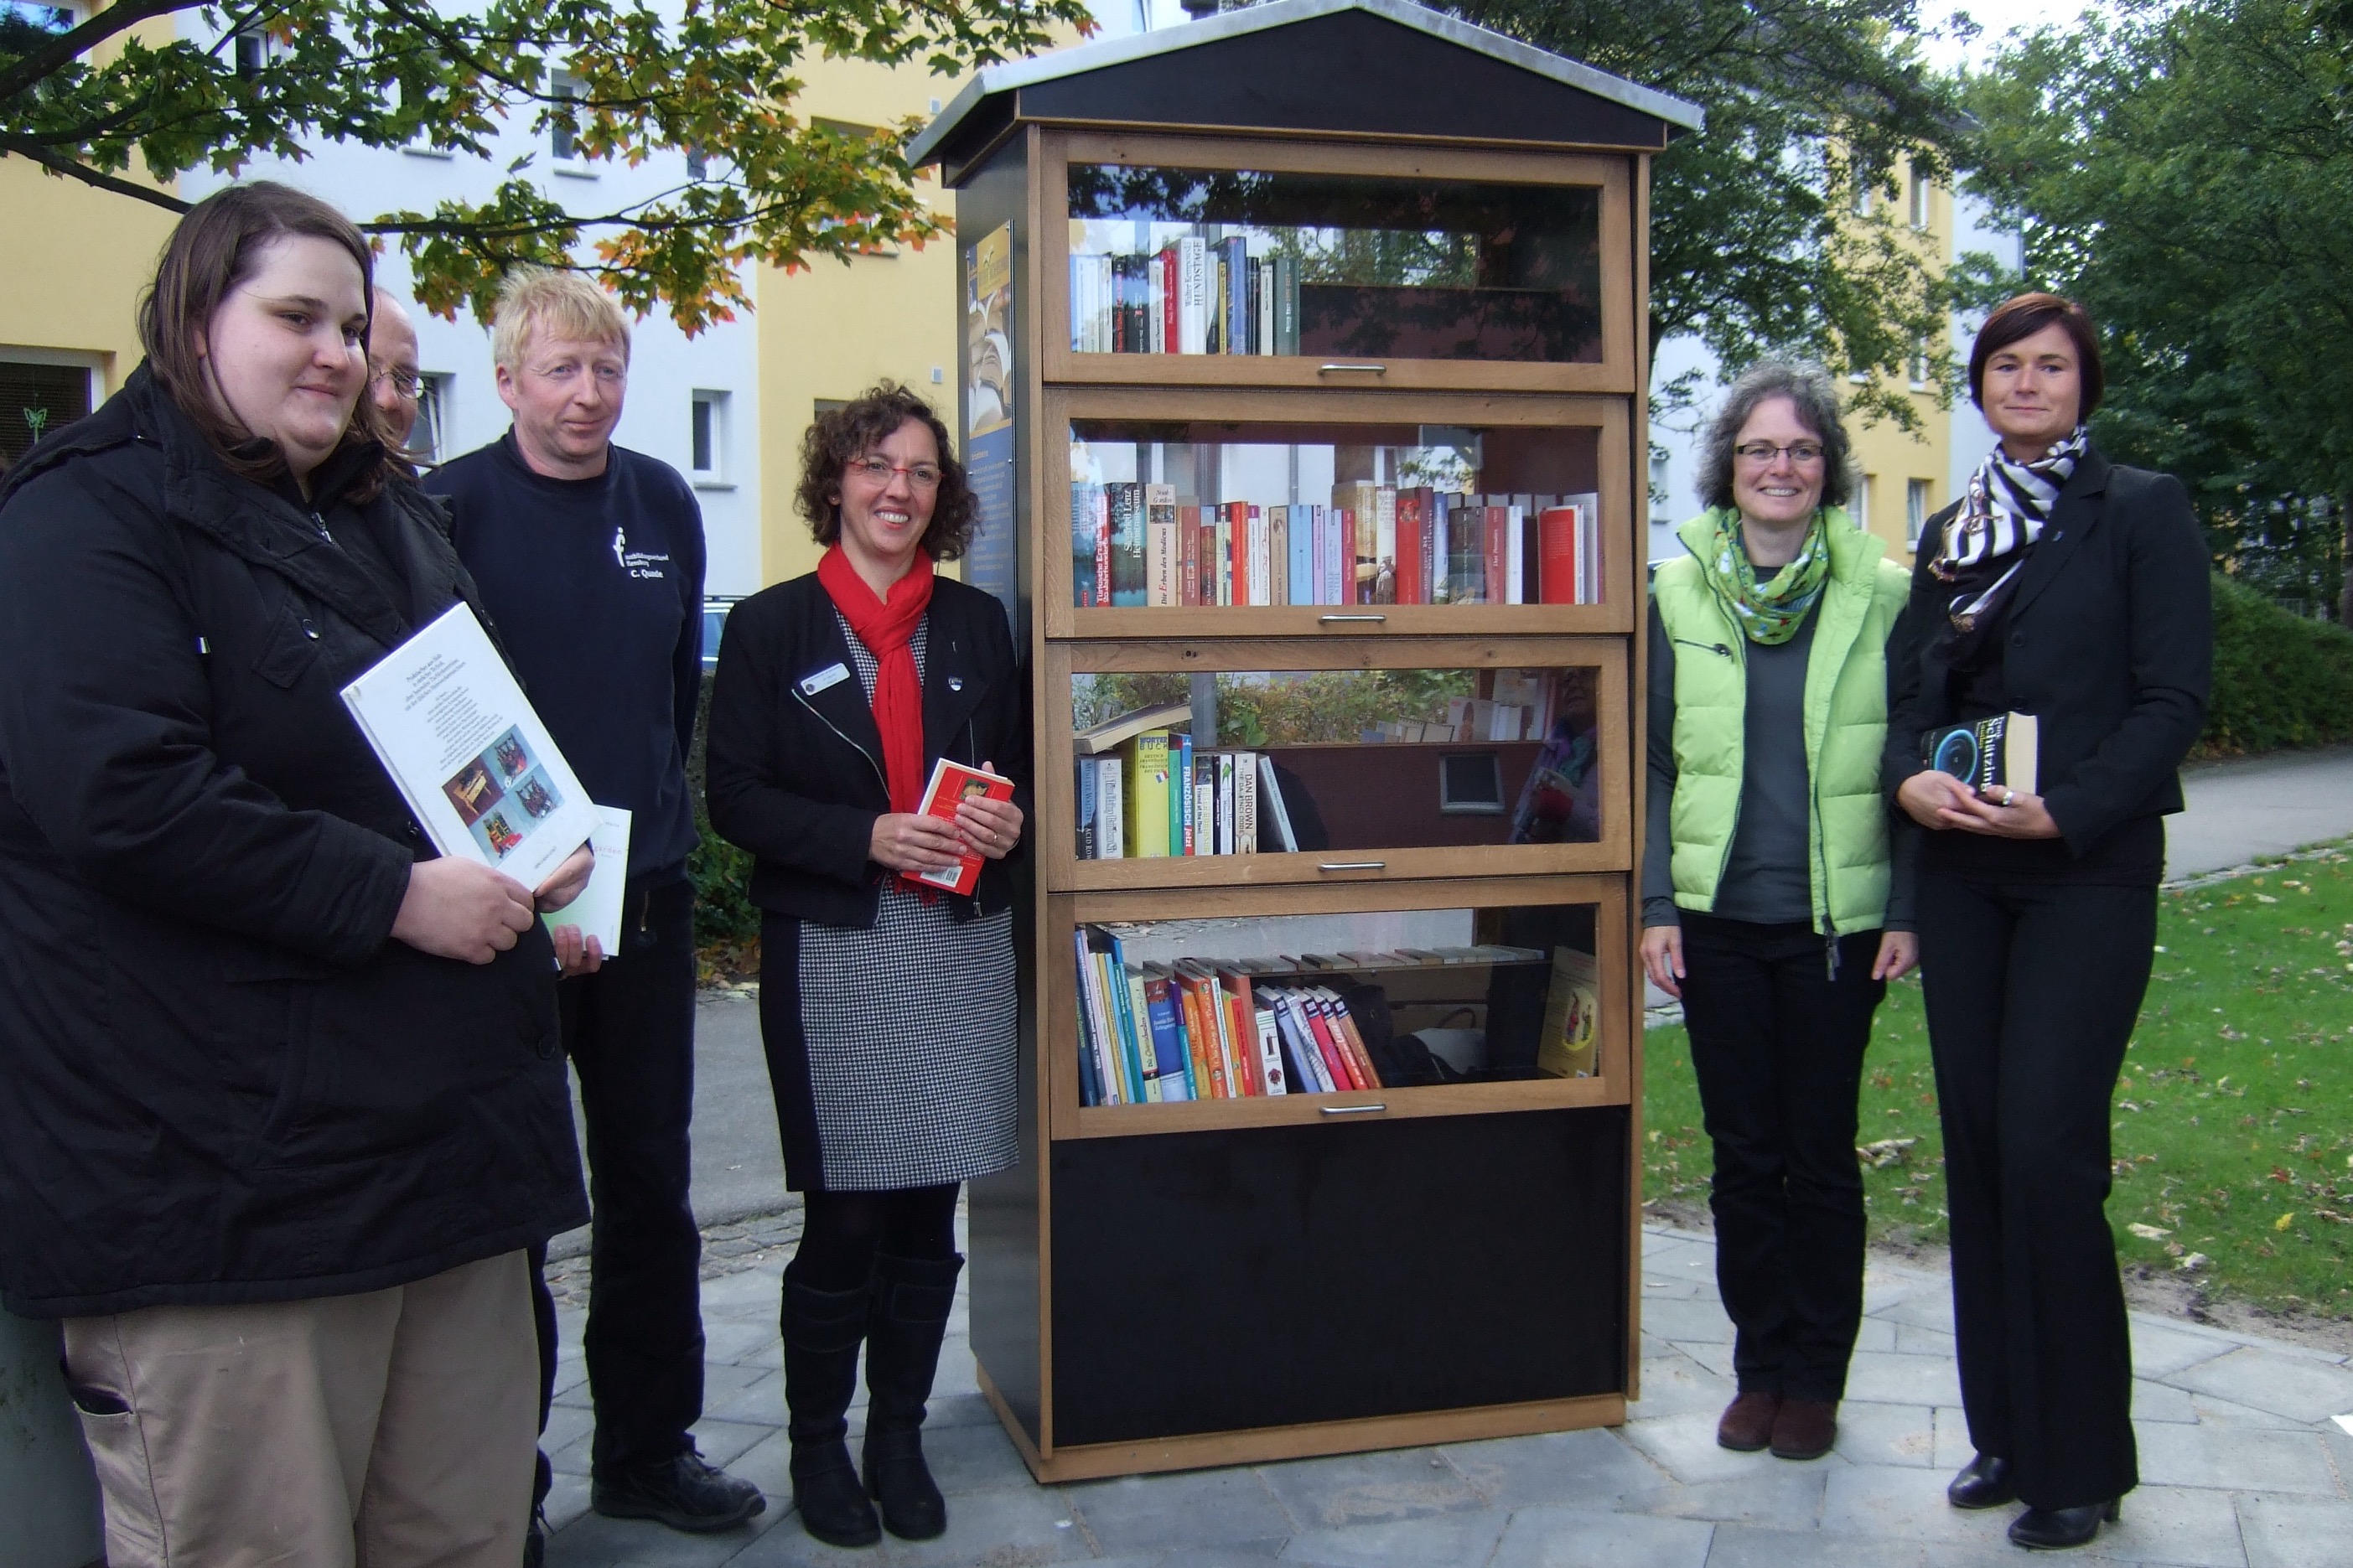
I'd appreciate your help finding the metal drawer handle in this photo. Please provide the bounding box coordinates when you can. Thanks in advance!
[1319,613,1386,624]
[1320,1102,1388,1115]
[1317,363,1387,375]
[1316,861,1386,872]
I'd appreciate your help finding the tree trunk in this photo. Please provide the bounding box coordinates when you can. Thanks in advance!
[2339,493,2352,626]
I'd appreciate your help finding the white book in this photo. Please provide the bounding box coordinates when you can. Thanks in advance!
[1506,504,1526,604]
[1193,775,1214,856]
[1235,749,1259,853]
[540,805,631,955]
[1253,1007,1289,1096]
[339,602,597,892]
[1324,505,1345,604]
[1178,237,1208,354]
[1148,256,1165,354]
[1375,486,1397,585]
[1096,756,1123,859]
[1246,507,1269,606]
[1257,753,1299,851]
[1215,753,1235,854]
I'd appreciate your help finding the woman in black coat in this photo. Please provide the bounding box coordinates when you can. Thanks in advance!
[0,183,590,1563]
[1886,293,2210,1551]
[705,384,1028,1550]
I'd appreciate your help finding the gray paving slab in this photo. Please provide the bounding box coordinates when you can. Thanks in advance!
[2237,1493,2353,1568]
[1253,1446,1488,1530]
[1634,1467,1827,1529]
[1487,1504,1715,1568]
[1063,1469,1298,1555]
[1272,1508,1511,1566]
[1438,1428,1674,1513]
[2134,1421,2342,1494]
[1828,1401,1939,1469]
[2086,1483,2249,1567]
[2169,747,2353,878]
[2164,1346,2353,1426]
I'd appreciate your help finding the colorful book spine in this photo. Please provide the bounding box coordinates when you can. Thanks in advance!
[1073,930,1104,1105]
[1287,504,1315,605]
[1094,756,1123,859]
[1178,505,1201,607]
[1123,731,1170,859]
[1145,482,1179,607]
[1174,732,1194,856]
[1143,972,1192,1101]
[1253,1007,1288,1096]
[1123,962,1161,1101]
[1075,756,1097,859]
[1108,481,1146,607]
[1234,749,1258,853]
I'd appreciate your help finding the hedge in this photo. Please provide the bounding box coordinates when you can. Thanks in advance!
[2200,573,2353,755]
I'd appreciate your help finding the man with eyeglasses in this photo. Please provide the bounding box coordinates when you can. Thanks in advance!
[367,287,424,448]
[433,267,761,1551]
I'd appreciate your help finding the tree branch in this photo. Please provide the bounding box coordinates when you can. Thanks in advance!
[0,133,190,212]
[0,0,194,106]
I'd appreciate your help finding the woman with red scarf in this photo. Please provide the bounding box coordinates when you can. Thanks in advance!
[706,385,1027,1550]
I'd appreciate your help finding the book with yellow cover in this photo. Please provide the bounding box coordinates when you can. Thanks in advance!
[1123,731,1172,859]
[1537,947,1600,1078]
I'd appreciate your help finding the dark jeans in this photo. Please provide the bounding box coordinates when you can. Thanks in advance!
[531,875,705,1489]
[1919,871,2153,1510]
[1678,913,1888,1402]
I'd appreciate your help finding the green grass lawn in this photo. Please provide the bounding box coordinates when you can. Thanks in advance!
[1642,837,2353,1317]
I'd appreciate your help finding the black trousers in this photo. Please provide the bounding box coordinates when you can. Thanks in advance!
[1678,913,1888,1402]
[531,875,706,1484]
[1918,871,2153,1510]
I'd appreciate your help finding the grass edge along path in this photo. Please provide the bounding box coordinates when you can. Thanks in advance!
[1640,836,2353,1321]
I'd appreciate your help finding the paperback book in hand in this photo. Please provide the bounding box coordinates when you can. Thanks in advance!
[910,758,1016,897]
[340,602,599,892]
[1921,711,2039,795]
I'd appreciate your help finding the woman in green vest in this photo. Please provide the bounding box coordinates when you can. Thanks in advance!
[1642,360,1917,1464]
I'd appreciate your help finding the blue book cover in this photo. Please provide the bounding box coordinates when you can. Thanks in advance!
[1288,504,1315,605]
[1104,932,1148,1100]
[1075,755,1097,860]
[1223,236,1248,355]
[1073,931,1102,1106]
[1071,481,1100,608]
[1143,973,1193,1101]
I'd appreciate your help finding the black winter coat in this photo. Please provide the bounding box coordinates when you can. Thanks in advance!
[1884,446,2212,854]
[704,572,1029,927]
[0,368,588,1318]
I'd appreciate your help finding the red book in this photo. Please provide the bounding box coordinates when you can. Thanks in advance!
[1538,505,1583,605]
[1092,488,1112,607]
[1395,487,1428,606]
[1178,505,1201,607]
[1484,503,1509,606]
[1301,992,1359,1090]
[1218,970,1262,1095]
[906,758,1013,897]
[1159,249,1179,354]
[1225,501,1250,608]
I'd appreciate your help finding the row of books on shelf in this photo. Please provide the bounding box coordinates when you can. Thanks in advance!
[1069,240,1301,356]
[1075,722,1306,860]
[1074,925,1547,1106]
[1072,482,1601,608]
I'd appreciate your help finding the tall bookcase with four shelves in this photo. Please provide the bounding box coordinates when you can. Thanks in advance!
[910,0,1701,1481]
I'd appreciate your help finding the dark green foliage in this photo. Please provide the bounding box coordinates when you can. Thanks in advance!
[685,673,759,951]
[2200,575,2353,756]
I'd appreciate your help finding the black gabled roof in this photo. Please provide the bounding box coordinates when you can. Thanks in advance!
[910,0,1703,184]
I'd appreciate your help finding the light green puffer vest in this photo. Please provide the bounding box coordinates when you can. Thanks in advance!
[1652,510,1912,934]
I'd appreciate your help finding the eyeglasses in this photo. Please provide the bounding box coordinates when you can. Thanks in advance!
[371,363,422,399]
[1734,441,1827,466]
[847,456,942,490]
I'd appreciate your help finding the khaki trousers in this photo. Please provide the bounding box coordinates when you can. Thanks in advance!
[61,1250,538,1568]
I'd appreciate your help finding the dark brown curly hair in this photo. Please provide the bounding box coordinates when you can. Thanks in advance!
[796,383,977,561]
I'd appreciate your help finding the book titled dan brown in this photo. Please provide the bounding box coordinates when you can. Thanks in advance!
[908,758,1014,897]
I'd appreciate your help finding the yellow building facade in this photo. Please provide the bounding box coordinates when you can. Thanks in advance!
[1842,158,1951,567]
[0,5,179,467]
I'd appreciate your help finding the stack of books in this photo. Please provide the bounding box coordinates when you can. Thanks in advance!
[1071,480,1602,608]
[1071,706,1304,860]
[1070,238,1301,357]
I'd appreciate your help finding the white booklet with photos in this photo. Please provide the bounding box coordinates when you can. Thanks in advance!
[540,805,632,955]
[341,602,599,893]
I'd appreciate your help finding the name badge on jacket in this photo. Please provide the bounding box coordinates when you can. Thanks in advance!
[800,662,851,697]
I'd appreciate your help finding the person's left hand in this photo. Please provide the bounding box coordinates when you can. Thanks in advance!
[1872,929,1920,981]
[533,843,597,911]
[1941,784,2062,840]
[955,762,1024,860]
[549,924,605,976]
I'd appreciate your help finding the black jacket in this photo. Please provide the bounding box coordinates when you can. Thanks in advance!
[1884,446,2212,855]
[705,572,1029,926]
[0,368,588,1318]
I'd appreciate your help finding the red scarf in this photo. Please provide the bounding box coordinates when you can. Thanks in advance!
[817,546,935,816]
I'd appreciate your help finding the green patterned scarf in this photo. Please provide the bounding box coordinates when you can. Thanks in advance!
[1699,505,1832,645]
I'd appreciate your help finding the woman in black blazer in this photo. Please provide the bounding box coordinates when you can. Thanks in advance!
[1885,294,2210,1551]
[705,384,1028,1550]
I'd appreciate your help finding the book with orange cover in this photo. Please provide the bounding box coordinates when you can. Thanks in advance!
[1178,970,1226,1099]
[1319,987,1385,1089]
[1176,963,1231,1099]
[908,758,1013,896]
[1219,970,1264,1095]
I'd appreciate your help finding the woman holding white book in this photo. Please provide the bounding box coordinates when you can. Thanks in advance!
[706,384,1028,1550]
[1641,360,1917,1466]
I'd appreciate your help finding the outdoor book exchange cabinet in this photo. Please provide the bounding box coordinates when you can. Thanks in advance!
[911,0,1701,1482]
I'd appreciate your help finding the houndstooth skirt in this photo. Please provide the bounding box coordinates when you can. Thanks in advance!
[759,884,1018,1193]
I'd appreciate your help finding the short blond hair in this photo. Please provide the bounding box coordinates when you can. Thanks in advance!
[490,267,630,370]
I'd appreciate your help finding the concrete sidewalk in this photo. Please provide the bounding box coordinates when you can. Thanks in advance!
[2169,744,2353,882]
[542,1223,2353,1567]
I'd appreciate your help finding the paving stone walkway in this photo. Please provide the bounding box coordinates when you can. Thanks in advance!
[542,1223,2353,1567]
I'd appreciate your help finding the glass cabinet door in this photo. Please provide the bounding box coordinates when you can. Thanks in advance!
[1044,134,1635,394]
[1044,877,1630,1134]
[1044,387,1634,636]
[1043,637,1631,888]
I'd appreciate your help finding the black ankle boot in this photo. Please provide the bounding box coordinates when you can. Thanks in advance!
[1948,1452,2016,1509]
[859,1250,963,1541]
[781,1270,882,1549]
[2008,1497,2120,1550]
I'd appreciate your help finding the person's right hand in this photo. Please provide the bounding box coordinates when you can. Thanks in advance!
[869,811,967,873]
[1897,768,1977,830]
[391,857,536,963]
[1640,924,1686,1001]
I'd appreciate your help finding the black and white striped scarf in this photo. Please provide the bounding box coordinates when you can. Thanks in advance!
[1931,426,2087,662]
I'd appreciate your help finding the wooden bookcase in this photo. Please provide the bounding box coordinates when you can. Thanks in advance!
[910,0,1699,1482]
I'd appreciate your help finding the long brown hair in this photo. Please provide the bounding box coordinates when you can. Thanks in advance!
[138,182,404,496]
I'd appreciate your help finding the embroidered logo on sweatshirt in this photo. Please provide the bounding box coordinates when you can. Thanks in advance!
[611,525,671,582]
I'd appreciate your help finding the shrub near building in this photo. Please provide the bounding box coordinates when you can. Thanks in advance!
[2201,575,2353,756]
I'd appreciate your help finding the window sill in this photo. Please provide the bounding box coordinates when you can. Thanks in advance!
[691,478,736,492]
[552,163,599,180]
[402,145,455,160]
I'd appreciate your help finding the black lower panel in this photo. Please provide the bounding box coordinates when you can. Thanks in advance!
[1051,1107,1626,1446]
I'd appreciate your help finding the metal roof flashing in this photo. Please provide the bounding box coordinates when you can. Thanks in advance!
[908,0,1703,174]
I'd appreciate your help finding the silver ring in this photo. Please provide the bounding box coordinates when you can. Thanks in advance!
[2001,788,2016,807]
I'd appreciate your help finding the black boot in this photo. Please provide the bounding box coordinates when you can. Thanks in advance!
[860,1250,963,1541]
[2008,1497,2121,1550]
[781,1270,882,1548]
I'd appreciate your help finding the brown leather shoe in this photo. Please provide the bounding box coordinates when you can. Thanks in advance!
[1716,1390,1781,1451]
[1769,1397,1838,1460]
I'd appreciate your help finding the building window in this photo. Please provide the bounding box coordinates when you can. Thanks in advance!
[1853,474,1872,534]
[0,359,96,468]
[690,390,729,484]
[1909,345,1931,390]
[1908,169,1931,230]
[412,372,453,464]
[685,145,707,180]
[1907,479,1931,546]
[550,73,592,173]
[1648,449,1670,509]
[1851,176,1872,218]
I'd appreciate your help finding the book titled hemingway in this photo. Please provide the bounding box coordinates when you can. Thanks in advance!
[1922,711,2039,795]
[339,602,598,893]
[908,758,1015,897]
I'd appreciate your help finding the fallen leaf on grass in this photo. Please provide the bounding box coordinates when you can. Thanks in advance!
[2275,1211,2296,1231]
[2128,1223,2172,1239]
[1857,1137,1915,1169]
[2177,1252,2209,1271]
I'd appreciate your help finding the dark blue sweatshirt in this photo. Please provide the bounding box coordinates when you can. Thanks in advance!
[434,432,705,882]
